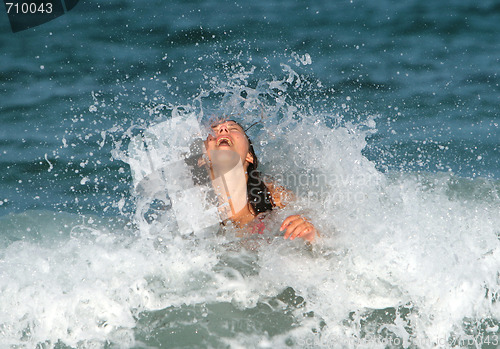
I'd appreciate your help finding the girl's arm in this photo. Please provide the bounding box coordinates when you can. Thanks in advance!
[265,181,294,209]
[265,181,318,243]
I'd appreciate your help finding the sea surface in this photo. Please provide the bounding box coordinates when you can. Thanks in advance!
[1,0,500,348]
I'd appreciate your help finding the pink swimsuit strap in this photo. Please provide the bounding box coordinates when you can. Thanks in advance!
[250,214,266,235]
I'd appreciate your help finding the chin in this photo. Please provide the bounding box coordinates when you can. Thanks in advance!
[211,149,241,169]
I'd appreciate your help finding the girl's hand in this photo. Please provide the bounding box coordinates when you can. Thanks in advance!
[280,215,316,242]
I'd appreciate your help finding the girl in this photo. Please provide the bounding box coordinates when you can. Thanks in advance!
[204,120,317,243]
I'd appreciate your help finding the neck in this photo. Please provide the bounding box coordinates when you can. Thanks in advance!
[209,153,250,223]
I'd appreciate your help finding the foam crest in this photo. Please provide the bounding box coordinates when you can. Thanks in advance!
[2,62,500,348]
[121,64,500,347]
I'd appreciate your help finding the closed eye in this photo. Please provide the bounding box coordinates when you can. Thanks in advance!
[211,122,244,133]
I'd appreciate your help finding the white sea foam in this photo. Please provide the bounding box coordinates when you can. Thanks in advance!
[1,67,500,348]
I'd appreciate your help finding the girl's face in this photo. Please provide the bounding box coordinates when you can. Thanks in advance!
[205,120,253,167]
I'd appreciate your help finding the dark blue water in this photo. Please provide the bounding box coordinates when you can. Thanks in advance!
[1,0,499,217]
[1,1,500,348]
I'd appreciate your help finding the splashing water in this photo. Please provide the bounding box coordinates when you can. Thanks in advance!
[1,60,500,349]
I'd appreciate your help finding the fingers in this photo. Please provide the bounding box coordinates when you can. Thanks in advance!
[280,214,301,231]
[197,156,207,167]
[280,215,316,242]
[299,227,316,243]
[282,218,305,239]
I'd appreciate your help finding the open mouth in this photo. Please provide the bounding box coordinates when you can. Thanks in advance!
[216,137,233,147]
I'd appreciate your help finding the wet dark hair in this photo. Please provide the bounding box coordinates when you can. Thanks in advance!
[245,134,274,215]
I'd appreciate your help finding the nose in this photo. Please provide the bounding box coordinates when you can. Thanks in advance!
[217,124,229,134]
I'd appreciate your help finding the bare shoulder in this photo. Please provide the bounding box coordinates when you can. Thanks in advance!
[264,179,295,208]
